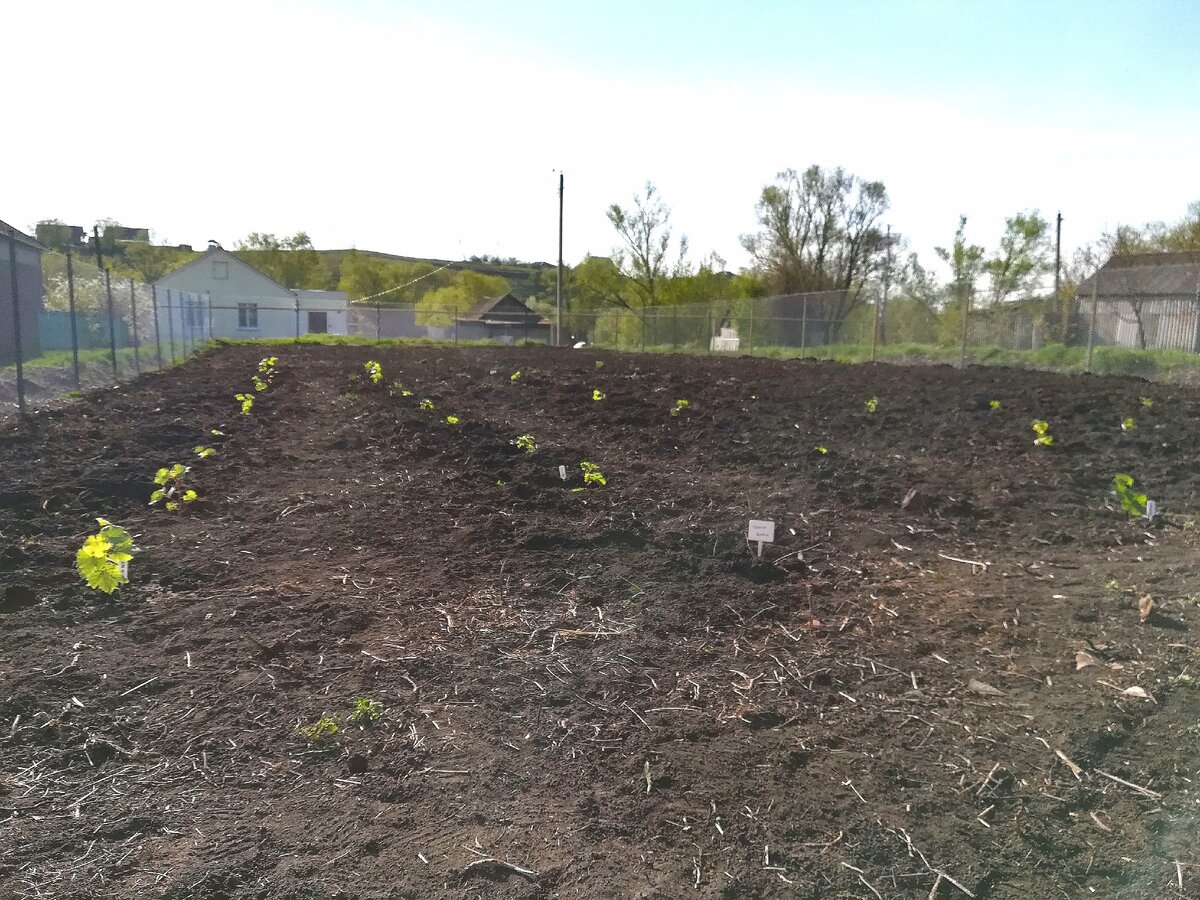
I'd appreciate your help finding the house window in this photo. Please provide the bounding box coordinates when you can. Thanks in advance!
[237,303,259,330]
[213,261,229,280]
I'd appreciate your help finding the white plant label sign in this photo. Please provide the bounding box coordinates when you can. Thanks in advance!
[1145,499,1157,520]
[748,519,775,557]
[119,560,129,580]
[558,465,568,481]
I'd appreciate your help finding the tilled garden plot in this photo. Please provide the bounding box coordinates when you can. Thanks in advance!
[1,344,1198,899]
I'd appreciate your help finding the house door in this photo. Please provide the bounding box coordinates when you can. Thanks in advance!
[307,311,328,334]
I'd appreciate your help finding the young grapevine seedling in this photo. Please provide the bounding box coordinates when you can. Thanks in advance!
[235,393,254,416]
[1031,420,1053,446]
[363,361,383,385]
[670,399,689,417]
[1121,417,1136,432]
[258,356,279,379]
[989,400,1001,411]
[864,397,879,413]
[513,434,537,454]
[297,715,339,741]
[595,360,605,369]
[511,370,522,382]
[193,445,216,459]
[580,461,606,487]
[1113,473,1148,517]
[1140,396,1154,408]
[592,389,606,401]
[76,518,136,594]
[150,463,198,511]
[420,398,435,411]
[348,698,383,726]
[446,415,460,425]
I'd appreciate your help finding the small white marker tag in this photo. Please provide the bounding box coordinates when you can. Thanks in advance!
[748,519,775,557]
[1145,500,1157,520]
[119,560,129,580]
[558,465,567,481]
[747,520,775,543]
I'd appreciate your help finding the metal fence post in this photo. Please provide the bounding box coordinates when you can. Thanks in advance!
[1193,269,1200,354]
[6,229,27,417]
[295,295,301,340]
[801,296,808,352]
[129,278,141,374]
[1086,273,1099,373]
[376,302,381,341]
[747,302,755,355]
[958,289,972,369]
[870,297,880,362]
[453,307,458,344]
[208,297,213,341]
[151,284,164,369]
[103,268,118,376]
[66,250,81,386]
[166,289,176,363]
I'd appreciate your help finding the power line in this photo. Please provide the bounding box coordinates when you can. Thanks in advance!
[350,259,458,304]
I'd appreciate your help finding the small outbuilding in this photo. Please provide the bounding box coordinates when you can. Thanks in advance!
[1076,251,1200,351]
[455,294,551,344]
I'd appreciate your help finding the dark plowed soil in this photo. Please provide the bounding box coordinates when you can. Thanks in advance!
[1,345,1198,900]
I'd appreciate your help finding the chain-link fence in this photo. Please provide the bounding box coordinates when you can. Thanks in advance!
[572,260,1200,384]
[2,243,209,418]
[6,241,1199,422]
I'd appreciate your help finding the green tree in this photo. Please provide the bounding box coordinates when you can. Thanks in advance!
[235,232,328,289]
[34,219,72,252]
[607,182,685,310]
[983,211,1051,305]
[337,250,391,300]
[935,216,986,345]
[125,243,193,283]
[741,164,889,341]
[415,270,509,327]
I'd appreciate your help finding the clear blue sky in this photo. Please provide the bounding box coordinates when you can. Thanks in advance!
[365,0,1199,116]
[8,0,1200,273]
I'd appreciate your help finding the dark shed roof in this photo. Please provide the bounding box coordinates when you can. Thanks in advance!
[0,220,48,253]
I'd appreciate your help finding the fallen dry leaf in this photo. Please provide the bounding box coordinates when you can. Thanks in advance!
[967,678,1005,697]
[1075,651,1100,670]
[1122,686,1152,700]
[1138,595,1154,623]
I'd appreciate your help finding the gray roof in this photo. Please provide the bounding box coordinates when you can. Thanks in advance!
[1079,251,1200,297]
[459,293,547,324]
[0,219,48,253]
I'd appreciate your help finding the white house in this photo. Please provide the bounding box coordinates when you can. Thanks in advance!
[154,246,348,340]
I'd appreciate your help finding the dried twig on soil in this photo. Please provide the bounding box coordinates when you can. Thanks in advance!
[937,552,989,572]
[1094,769,1162,799]
[460,857,539,880]
[1054,749,1084,780]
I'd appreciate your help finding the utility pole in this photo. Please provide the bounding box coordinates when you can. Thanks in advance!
[1054,212,1062,303]
[556,171,564,346]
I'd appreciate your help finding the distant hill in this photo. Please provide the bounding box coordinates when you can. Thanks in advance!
[320,249,554,301]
